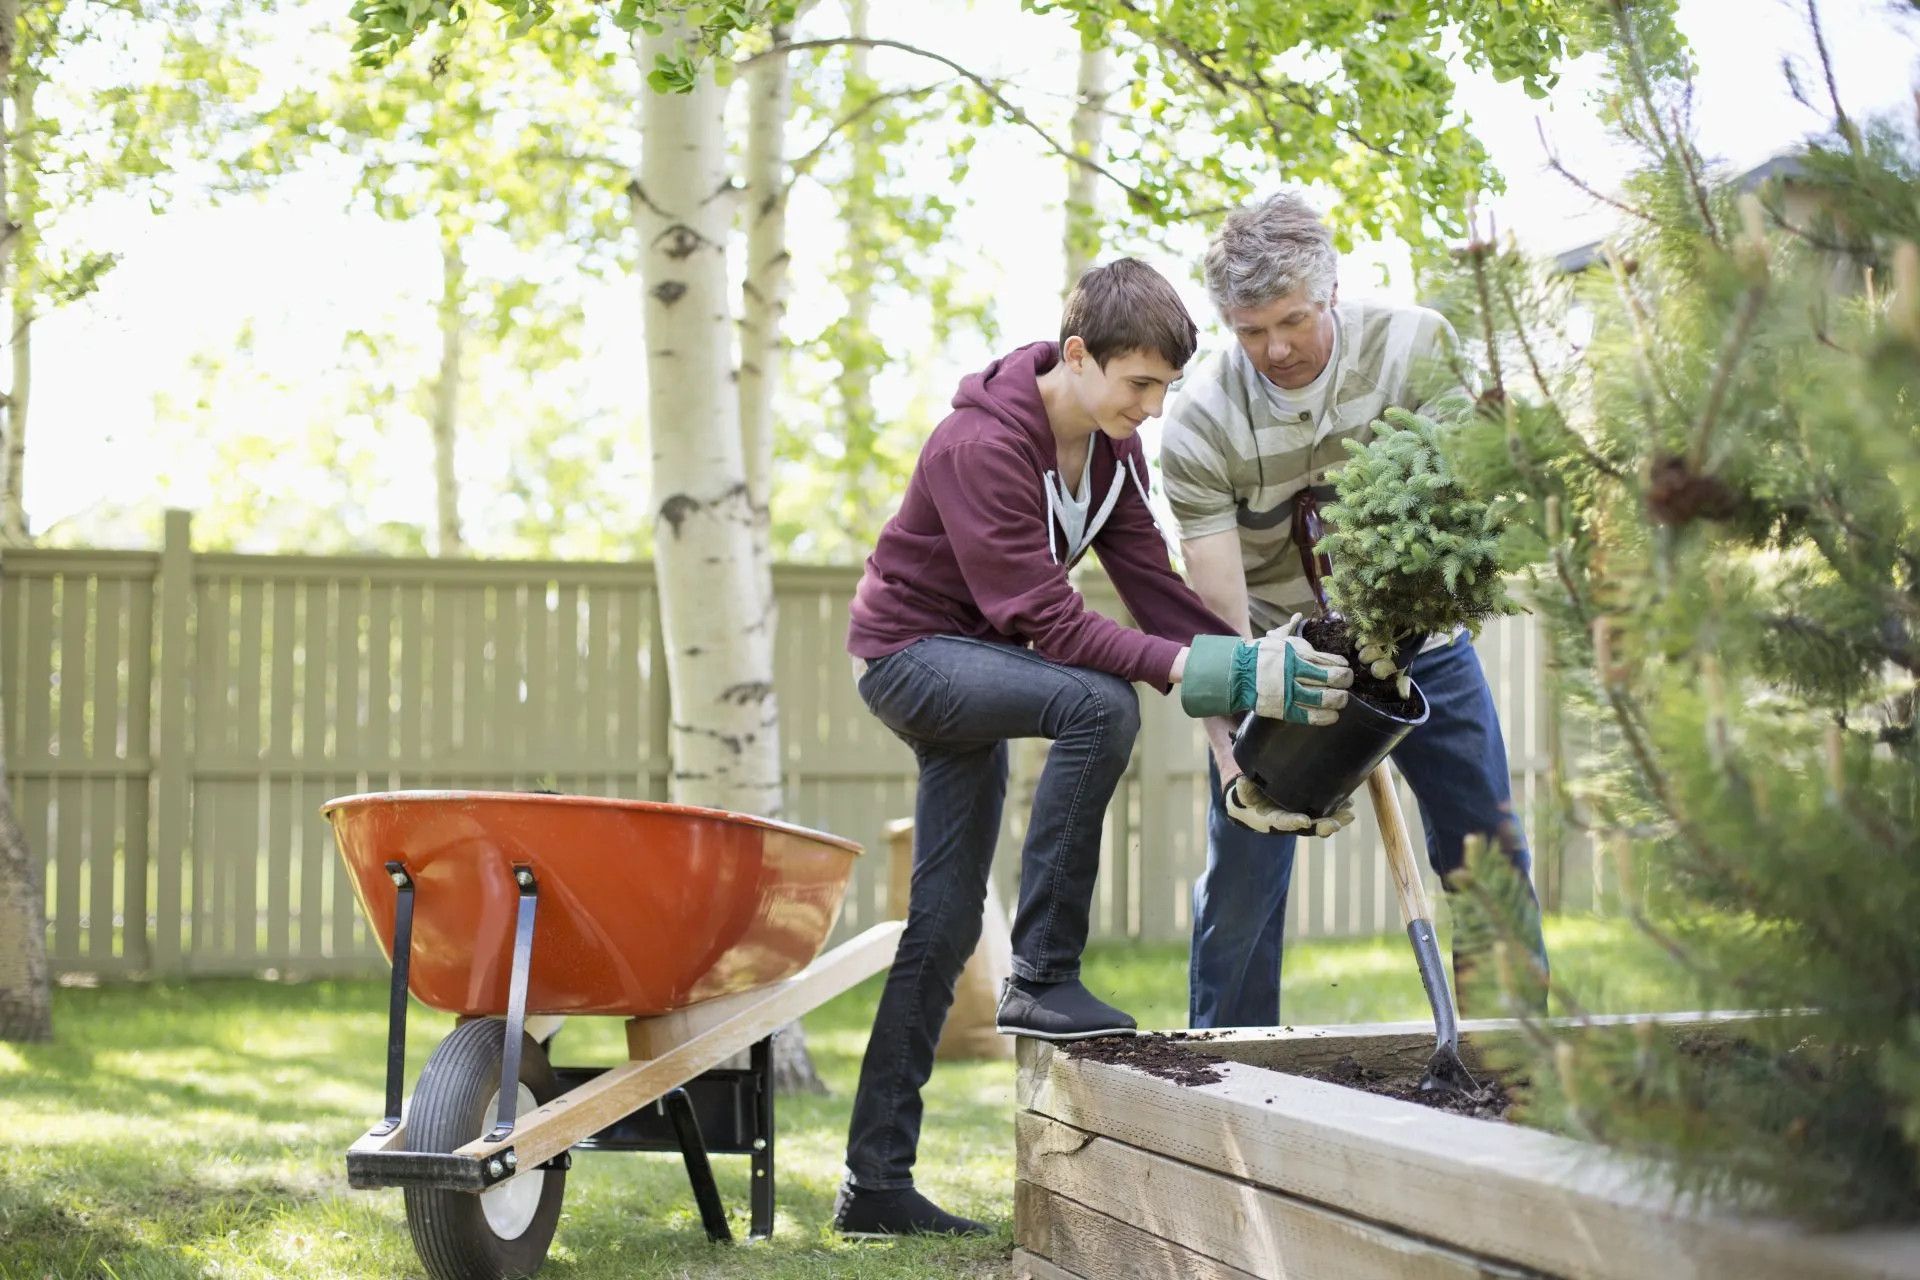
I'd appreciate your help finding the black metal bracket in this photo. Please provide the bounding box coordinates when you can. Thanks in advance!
[665,1088,732,1243]
[486,864,540,1143]
[749,1035,775,1241]
[369,861,415,1139]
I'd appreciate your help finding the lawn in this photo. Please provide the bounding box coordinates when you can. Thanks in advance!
[0,916,1708,1280]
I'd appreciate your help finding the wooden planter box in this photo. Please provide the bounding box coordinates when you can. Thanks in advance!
[1013,1016,1920,1280]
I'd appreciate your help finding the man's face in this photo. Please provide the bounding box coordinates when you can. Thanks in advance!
[1225,286,1337,390]
[1067,343,1183,439]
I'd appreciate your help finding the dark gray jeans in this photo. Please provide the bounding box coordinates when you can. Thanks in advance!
[843,636,1140,1190]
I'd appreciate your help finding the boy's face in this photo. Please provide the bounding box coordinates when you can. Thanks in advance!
[1063,340,1183,439]
[1225,285,1337,390]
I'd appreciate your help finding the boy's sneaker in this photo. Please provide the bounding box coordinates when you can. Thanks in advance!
[994,976,1137,1041]
[832,1182,990,1238]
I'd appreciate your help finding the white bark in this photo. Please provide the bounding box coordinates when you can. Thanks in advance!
[0,0,47,1042]
[737,20,792,522]
[1062,41,1107,295]
[2,64,31,544]
[835,0,882,533]
[432,235,466,556]
[632,17,781,817]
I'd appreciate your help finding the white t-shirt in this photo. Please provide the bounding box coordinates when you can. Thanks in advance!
[1261,328,1340,431]
[1045,448,1096,563]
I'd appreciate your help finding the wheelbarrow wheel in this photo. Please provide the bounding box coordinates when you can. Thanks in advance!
[404,1019,565,1280]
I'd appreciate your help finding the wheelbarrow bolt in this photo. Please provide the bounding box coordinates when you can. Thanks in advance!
[503,1151,518,1169]
[389,870,408,887]
[514,868,534,888]
[487,1157,505,1178]
[752,1138,767,1151]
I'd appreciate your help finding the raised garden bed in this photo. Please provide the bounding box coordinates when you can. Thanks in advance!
[1012,1015,1920,1280]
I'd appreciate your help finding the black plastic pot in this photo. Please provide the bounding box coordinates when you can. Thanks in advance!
[1231,677,1430,821]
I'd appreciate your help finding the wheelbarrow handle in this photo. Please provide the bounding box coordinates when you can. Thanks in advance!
[1367,764,1432,930]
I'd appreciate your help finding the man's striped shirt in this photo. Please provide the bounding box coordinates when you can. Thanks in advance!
[1160,298,1472,632]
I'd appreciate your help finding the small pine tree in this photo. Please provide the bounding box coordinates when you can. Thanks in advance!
[1319,406,1524,657]
[1436,1,1920,1227]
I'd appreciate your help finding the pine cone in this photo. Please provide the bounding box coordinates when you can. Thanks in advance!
[1645,454,1742,525]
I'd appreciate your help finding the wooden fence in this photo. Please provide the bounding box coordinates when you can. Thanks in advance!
[2,511,1595,979]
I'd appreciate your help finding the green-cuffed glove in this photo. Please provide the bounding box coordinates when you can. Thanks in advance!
[1181,615,1353,724]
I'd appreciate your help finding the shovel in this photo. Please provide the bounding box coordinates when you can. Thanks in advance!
[1365,763,1486,1098]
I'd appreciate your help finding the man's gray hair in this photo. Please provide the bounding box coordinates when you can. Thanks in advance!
[1204,191,1339,313]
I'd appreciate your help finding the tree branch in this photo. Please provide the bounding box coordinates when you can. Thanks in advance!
[1805,0,1864,158]
[1535,120,1658,225]
[741,37,1149,205]
[784,79,952,185]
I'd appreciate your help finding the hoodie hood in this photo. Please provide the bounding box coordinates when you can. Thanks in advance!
[952,340,1059,457]
[950,338,1163,564]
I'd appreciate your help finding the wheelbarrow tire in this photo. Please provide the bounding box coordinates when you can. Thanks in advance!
[404,1019,565,1280]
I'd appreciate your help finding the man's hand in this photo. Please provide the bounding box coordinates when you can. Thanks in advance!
[1223,774,1354,838]
[1356,638,1414,700]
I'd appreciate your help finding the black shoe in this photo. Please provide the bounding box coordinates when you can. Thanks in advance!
[994,976,1137,1041]
[832,1182,990,1238]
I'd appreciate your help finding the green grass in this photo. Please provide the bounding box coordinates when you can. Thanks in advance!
[0,916,1706,1280]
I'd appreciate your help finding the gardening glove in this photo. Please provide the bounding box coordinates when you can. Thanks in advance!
[1181,617,1352,725]
[1356,638,1415,700]
[1222,774,1355,838]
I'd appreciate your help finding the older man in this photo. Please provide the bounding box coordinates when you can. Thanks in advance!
[1161,191,1549,1029]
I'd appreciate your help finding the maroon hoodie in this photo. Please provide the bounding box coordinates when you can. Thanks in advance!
[846,341,1232,689]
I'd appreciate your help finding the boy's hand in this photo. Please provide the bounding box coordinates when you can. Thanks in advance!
[1179,617,1351,723]
[1253,615,1353,724]
[1223,774,1354,838]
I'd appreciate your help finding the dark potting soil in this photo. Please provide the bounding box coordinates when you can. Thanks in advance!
[1300,614,1422,720]
[1301,1052,1517,1121]
[1062,1032,1229,1087]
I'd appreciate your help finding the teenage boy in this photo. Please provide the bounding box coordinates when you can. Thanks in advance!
[831,259,1355,1238]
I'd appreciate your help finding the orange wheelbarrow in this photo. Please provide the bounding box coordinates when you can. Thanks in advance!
[327,790,901,1280]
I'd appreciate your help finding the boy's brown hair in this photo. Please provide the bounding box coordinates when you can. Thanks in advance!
[1060,258,1199,370]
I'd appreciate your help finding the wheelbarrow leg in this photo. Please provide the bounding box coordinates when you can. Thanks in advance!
[664,1088,733,1243]
[749,1035,775,1241]
[486,863,541,1143]
[371,862,418,1138]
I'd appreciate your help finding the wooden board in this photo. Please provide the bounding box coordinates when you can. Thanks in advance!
[1016,1180,1263,1280]
[451,922,903,1170]
[1017,1031,1920,1280]
[1182,1011,1781,1077]
[1017,1112,1527,1280]
[1011,1247,1087,1280]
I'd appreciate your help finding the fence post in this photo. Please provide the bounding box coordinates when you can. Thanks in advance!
[646,593,671,802]
[151,509,193,973]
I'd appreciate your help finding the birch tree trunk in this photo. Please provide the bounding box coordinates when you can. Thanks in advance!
[432,234,466,556]
[0,0,48,1043]
[834,0,882,537]
[1061,41,1107,294]
[737,19,792,531]
[631,16,781,817]
[2,66,31,544]
[736,22,826,1096]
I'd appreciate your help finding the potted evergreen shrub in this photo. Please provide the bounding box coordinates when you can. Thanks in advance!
[1231,407,1523,819]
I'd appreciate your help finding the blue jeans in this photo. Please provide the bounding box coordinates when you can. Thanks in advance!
[844,636,1139,1189]
[1188,638,1549,1028]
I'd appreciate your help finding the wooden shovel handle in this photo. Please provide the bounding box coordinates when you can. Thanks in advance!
[1367,763,1432,929]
